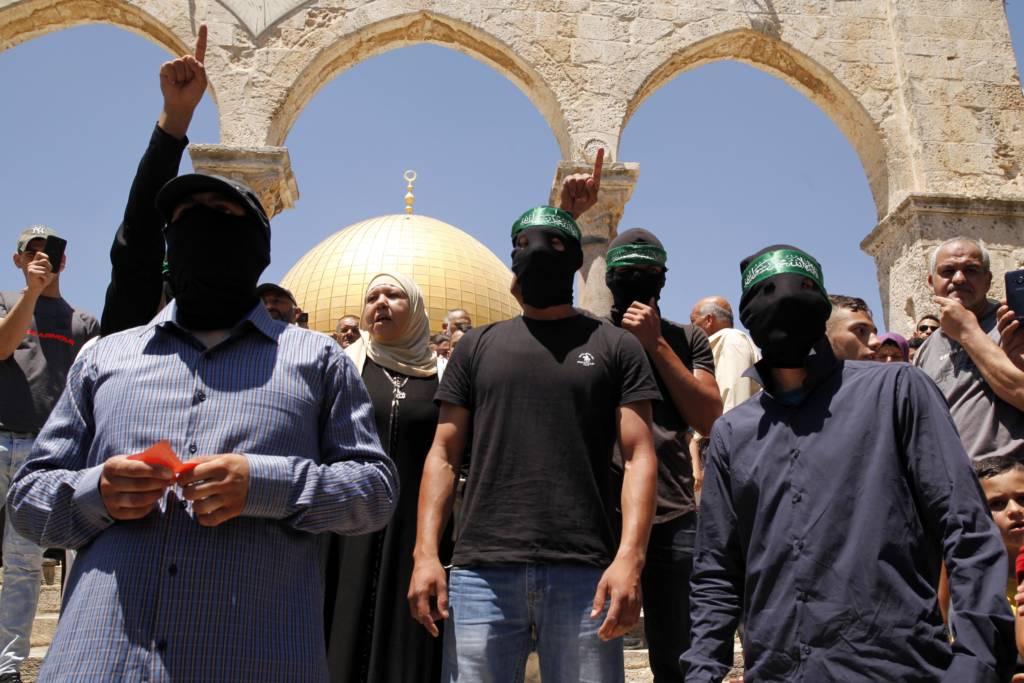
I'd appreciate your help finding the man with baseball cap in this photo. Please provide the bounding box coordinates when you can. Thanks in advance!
[256,283,301,324]
[409,152,661,682]
[8,167,399,681]
[682,245,1015,681]
[0,225,98,681]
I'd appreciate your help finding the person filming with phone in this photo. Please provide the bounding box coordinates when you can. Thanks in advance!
[0,225,98,682]
[914,237,1024,462]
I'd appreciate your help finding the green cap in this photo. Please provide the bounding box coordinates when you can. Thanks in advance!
[511,206,581,244]
[741,248,827,300]
[606,243,667,270]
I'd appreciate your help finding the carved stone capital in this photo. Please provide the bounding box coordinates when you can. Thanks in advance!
[861,193,1024,336]
[548,160,640,316]
[187,144,299,218]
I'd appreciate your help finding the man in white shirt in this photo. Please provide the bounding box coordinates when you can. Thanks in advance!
[691,296,761,411]
[689,296,762,495]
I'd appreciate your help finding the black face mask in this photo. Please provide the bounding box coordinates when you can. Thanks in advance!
[511,228,582,309]
[606,268,666,325]
[165,205,270,330]
[739,274,830,369]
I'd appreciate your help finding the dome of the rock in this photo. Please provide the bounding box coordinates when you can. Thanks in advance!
[280,212,522,333]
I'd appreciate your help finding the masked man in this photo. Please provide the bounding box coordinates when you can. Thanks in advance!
[681,245,1015,682]
[9,173,398,682]
[409,204,660,683]
[604,228,721,681]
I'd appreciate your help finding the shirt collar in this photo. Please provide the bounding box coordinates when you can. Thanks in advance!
[742,338,840,403]
[142,300,282,344]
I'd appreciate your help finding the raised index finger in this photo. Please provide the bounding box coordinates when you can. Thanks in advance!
[592,148,604,189]
[194,23,207,63]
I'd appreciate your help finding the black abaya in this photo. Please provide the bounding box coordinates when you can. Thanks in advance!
[324,360,450,683]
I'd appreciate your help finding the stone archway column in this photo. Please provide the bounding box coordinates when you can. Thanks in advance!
[548,160,640,317]
[188,144,299,218]
[861,194,1024,337]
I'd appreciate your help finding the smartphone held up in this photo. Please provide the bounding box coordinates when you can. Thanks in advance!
[42,235,67,274]
[1005,268,1024,322]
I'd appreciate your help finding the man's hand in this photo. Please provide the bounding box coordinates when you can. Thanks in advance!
[23,252,55,296]
[100,456,174,520]
[591,554,643,641]
[621,298,663,353]
[158,24,208,139]
[933,295,982,345]
[177,453,249,527]
[407,556,449,637]
[559,148,603,219]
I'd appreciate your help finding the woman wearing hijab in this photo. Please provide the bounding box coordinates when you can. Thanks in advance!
[324,272,450,683]
[876,332,910,363]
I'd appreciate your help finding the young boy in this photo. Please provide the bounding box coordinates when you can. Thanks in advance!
[976,455,1024,673]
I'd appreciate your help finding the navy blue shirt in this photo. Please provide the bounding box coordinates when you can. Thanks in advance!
[683,342,1015,682]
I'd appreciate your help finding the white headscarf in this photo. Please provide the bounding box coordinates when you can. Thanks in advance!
[344,272,437,378]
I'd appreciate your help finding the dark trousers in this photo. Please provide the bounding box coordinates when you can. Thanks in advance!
[641,511,696,683]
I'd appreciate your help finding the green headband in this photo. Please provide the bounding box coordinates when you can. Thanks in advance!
[606,243,667,270]
[741,248,827,298]
[511,206,581,244]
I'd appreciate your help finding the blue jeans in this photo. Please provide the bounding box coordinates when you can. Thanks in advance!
[0,432,43,674]
[443,564,624,683]
[643,512,695,682]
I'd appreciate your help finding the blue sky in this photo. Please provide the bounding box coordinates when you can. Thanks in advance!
[1,7,1022,331]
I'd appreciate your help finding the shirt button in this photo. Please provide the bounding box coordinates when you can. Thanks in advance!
[798,591,808,602]
[792,492,802,503]
[792,448,800,458]
[802,645,812,655]
[168,563,178,577]
[156,639,167,652]
[196,390,206,402]
[795,540,804,550]
[188,443,198,454]
[179,499,188,510]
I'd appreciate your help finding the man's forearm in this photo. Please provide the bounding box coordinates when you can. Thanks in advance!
[960,327,1024,411]
[650,338,722,435]
[0,289,40,360]
[617,444,657,563]
[413,450,459,561]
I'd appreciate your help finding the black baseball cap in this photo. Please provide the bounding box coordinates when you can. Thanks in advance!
[156,173,270,239]
[256,283,296,305]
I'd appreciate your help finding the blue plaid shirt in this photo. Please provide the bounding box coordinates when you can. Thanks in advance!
[9,302,398,682]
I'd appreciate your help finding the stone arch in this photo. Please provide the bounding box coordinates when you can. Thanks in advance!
[0,0,221,110]
[620,29,892,220]
[264,11,571,157]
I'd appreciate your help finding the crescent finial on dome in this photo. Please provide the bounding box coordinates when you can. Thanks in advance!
[404,170,417,215]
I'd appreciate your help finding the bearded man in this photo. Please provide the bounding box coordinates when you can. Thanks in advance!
[681,245,1015,682]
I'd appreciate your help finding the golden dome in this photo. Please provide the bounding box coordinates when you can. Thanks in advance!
[281,212,522,333]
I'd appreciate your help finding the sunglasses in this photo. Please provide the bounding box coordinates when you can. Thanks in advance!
[918,324,939,332]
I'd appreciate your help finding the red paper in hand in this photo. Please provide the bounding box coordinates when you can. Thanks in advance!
[1016,545,1024,586]
[127,441,197,476]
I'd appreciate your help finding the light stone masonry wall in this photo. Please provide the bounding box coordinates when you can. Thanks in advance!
[2,0,1023,333]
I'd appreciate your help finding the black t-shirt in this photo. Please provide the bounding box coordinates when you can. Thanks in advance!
[0,292,99,433]
[610,319,715,522]
[436,313,662,567]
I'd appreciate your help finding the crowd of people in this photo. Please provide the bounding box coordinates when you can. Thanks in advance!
[2,26,1024,683]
